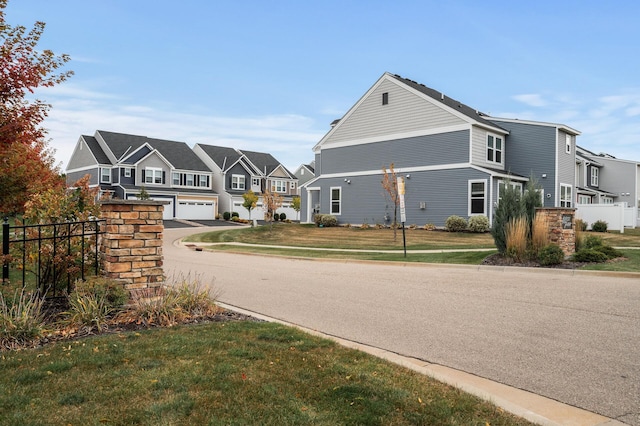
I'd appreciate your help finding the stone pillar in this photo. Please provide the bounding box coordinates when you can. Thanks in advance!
[535,207,576,256]
[99,200,167,291]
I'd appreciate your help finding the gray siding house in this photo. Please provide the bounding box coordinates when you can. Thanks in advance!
[193,144,298,220]
[66,130,218,220]
[300,72,581,226]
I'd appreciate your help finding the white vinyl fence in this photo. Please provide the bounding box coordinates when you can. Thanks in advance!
[575,203,638,233]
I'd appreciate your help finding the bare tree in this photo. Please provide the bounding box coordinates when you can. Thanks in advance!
[262,186,284,230]
[381,163,399,240]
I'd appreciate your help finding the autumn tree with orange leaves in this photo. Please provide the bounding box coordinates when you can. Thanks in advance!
[0,0,73,216]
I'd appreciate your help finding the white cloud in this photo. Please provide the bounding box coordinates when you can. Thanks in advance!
[42,95,324,172]
[512,94,547,107]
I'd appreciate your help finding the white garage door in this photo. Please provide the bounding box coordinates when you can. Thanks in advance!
[129,195,174,220]
[177,200,215,220]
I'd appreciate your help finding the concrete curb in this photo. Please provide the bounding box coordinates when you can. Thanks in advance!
[217,302,628,426]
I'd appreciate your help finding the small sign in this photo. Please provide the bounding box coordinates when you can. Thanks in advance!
[397,177,406,223]
[562,214,573,230]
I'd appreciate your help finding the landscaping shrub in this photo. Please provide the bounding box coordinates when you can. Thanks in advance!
[572,248,609,263]
[231,212,239,219]
[595,245,623,259]
[591,220,608,232]
[320,215,338,227]
[467,215,489,233]
[360,223,370,229]
[505,216,528,262]
[279,212,286,221]
[583,234,604,249]
[575,219,588,232]
[223,211,231,221]
[423,223,436,231]
[537,244,565,266]
[273,212,280,221]
[444,215,467,232]
[313,214,324,226]
[0,290,46,348]
[491,182,524,253]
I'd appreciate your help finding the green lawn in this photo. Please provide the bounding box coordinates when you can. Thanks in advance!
[185,223,640,272]
[0,321,533,426]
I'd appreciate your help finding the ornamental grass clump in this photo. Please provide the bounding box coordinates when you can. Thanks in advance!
[0,290,46,349]
[505,216,528,262]
[531,214,549,256]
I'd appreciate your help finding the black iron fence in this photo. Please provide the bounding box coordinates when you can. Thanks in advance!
[2,218,104,298]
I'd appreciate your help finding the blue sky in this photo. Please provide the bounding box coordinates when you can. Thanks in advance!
[7,0,640,171]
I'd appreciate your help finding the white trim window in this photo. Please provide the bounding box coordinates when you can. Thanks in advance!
[231,174,245,190]
[578,195,592,204]
[272,180,287,193]
[123,168,131,178]
[199,175,208,187]
[468,180,486,215]
[330,186,341,215]
[186,173,194,187]
[487,134,503,164]
[172,172,180,186]
[565,134,572,154]
[497,180,523,203]
[560,184,573,208]
[590,167,599,187]
[145,167,163,184]
[100,167,111,184]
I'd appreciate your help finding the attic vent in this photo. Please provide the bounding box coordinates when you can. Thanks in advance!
[382,92,389,105]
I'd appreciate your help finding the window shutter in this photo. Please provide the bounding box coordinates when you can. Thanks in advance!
[207,176,210,188]
[142,169,146,182]
[162,171,166,184]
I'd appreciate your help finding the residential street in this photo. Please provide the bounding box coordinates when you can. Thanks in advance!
[164,227,640,426]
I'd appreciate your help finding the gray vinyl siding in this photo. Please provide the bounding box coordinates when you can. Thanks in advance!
[66,169,99,186]
[312,168,490,227]
[67,140,98,170]
[557,131,576,203]
[118,167,136,186]
[326,79,466,144]
[226,163,250,192]
[472,127,505,170]
[489,120,557,207]
[597,157,638,207]
[137,155,170,187]
[314,153,321,175]
[320,131,470,175]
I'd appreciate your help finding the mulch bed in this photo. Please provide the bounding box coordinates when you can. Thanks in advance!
[481,252,625,269]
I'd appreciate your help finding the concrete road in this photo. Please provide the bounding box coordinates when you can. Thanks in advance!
[163,227,640,426]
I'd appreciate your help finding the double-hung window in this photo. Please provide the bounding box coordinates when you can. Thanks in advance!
[199,175,208,187]
[186,173,194,187]
[172,172,180,186]
[145,168,163,184]
[468,180,486,215]
[565,134,572,154]
[272,180,286,193]
[232,174,245,190]
[124,168,131,178]
[560,184,573,207]
[590,167,599,187]
[330,187,341,215]
[100,167,111,183]
[487,134,503,164]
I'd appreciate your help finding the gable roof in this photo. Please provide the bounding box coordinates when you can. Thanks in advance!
[195,144,242,171]
[241,150,288,177]
[389,74,506,131]
[82,135,111,165]
[95,131,210,172]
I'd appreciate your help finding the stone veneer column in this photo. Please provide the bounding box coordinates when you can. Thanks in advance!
[535,207,576,257]
[99,200,167,290]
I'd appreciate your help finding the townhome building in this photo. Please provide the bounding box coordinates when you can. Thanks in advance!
[66,130,218,220]
[300,72,580,226]
[193,144,298,220]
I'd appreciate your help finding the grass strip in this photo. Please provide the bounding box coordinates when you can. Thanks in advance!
[0,321,533,425]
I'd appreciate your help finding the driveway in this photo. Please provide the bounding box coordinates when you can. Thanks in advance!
[163,227,640,426]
